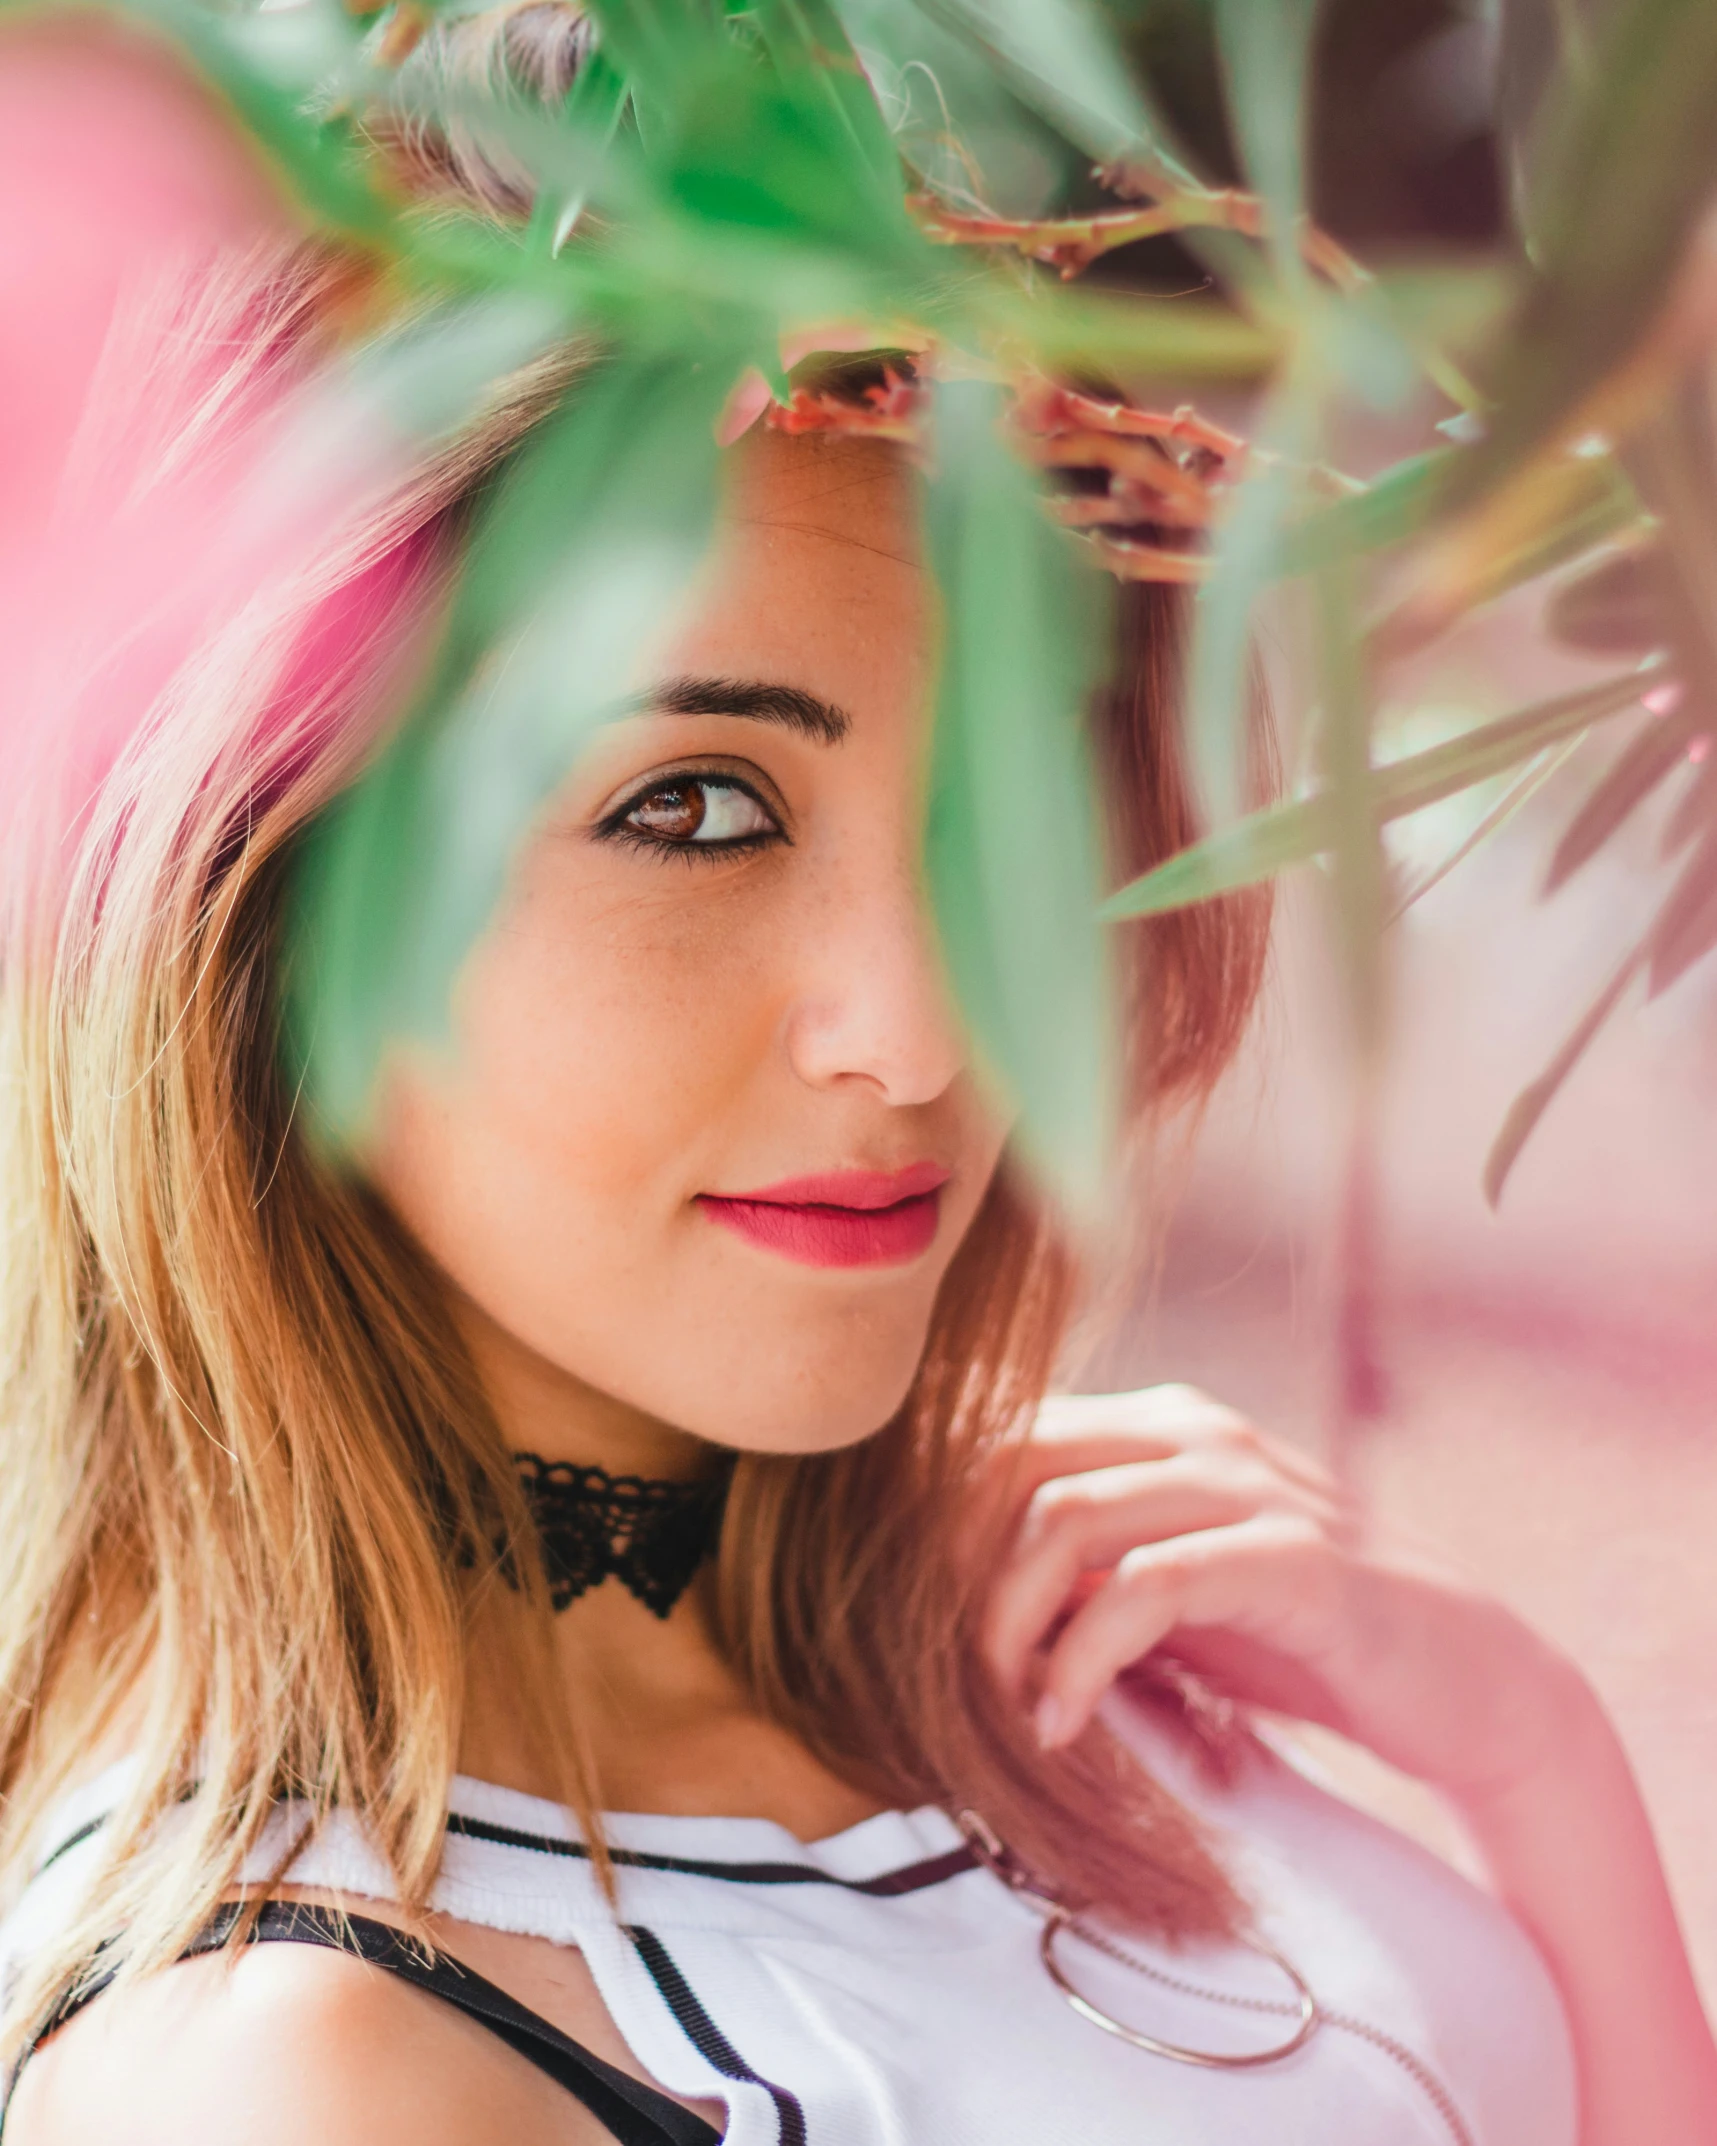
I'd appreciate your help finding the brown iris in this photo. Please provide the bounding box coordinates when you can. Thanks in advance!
[627,782,707,841]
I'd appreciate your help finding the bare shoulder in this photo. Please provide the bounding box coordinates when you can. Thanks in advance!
[7,1935,611,2146]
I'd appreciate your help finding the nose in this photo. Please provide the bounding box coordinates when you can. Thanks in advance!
[782,848,968,1107]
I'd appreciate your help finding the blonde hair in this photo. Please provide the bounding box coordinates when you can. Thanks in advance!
[0,46,1269,2059]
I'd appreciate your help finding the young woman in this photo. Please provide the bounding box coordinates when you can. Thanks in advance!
[0,23,1713,2146]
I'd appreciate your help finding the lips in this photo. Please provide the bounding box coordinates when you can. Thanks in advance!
[696,1163,951,1270]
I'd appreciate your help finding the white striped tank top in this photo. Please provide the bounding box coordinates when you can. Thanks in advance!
[0,1701,1576,2146]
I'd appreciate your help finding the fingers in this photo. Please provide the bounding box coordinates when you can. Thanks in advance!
[982,1420,1342,1696]
[1030,1511,1342,1750]
[1029,1387,1339,1504]
[982,1460,1219,1692]
[981,1386,1353,1749]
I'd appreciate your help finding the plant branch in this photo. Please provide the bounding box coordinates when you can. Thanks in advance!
[908,187,1365,288]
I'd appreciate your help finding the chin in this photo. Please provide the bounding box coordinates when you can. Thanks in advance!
[707,1375,923,1457]
[662,1316,930,1458]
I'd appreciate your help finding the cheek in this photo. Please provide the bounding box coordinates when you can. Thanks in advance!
[459,872,782,1199]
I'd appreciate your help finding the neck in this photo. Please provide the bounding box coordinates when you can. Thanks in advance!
[455,1288,709,1480]
[450,1289,884,1839]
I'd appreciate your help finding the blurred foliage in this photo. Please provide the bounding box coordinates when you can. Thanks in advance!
[14,0,1717,1224]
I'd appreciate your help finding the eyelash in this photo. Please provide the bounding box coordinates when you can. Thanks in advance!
[595,770,787,863]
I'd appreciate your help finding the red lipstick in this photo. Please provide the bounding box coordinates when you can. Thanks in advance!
[696,1163,951,1269]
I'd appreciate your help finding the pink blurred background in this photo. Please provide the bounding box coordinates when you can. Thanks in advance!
[1099,598,1717,1995]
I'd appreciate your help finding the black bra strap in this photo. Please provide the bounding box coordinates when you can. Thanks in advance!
[34,1903,722,2146]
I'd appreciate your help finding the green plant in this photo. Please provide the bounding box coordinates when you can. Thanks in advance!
[15,0,1717,1286]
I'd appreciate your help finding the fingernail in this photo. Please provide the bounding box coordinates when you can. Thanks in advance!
[1034,1693,1066,1749]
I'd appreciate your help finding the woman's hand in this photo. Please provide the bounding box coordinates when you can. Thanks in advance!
[982,1384,1595,1808]
[982,1385,1717,2146]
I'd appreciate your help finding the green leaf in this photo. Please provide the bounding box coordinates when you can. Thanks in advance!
[1183,372,1318,824]
[1102,661,1665,919]
[1453,0,1717,513]
[1288,441,1641,610]
[524,47,632,253]
[1311,555,1384,1050]
[1368,665,1664,813]
[1212,0,1318,291]
[661,51,920,260]
[582,0,725,107]
[331,292,573,446]
[1389,735,1587,924]
[831,0,1079,216]
[1492,0,1603,241]
[581,0,918,269]
[924,379,1115,1219]
[132,0,402,251]
[1526,0,1717,323]
[1279,449,1459,574]
[961,281,1278,379]
[284,354,727,1143]
[912,0,1189,179]
[750,0,904,198]
[1374,449,1646,663]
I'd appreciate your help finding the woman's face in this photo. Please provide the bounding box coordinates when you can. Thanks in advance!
[368,428,1008,1456]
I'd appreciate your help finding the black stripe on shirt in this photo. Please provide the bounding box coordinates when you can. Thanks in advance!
[629,1923,807,2146]
[444,1811,978,1896]
[33,1806,981,1902]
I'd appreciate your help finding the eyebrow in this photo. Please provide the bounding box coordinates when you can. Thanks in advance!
[649,674,851,746]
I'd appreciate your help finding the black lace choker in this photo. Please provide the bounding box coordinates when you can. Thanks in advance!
[512,1452,731,1619]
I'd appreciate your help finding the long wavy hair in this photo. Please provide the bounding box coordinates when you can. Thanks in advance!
[0,12,1270,2057]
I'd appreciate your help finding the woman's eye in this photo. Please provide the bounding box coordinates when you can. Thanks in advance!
[619,777,778,849]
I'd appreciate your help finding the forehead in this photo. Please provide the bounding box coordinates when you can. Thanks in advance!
[721,427,921,562]
[661,428,930,708]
